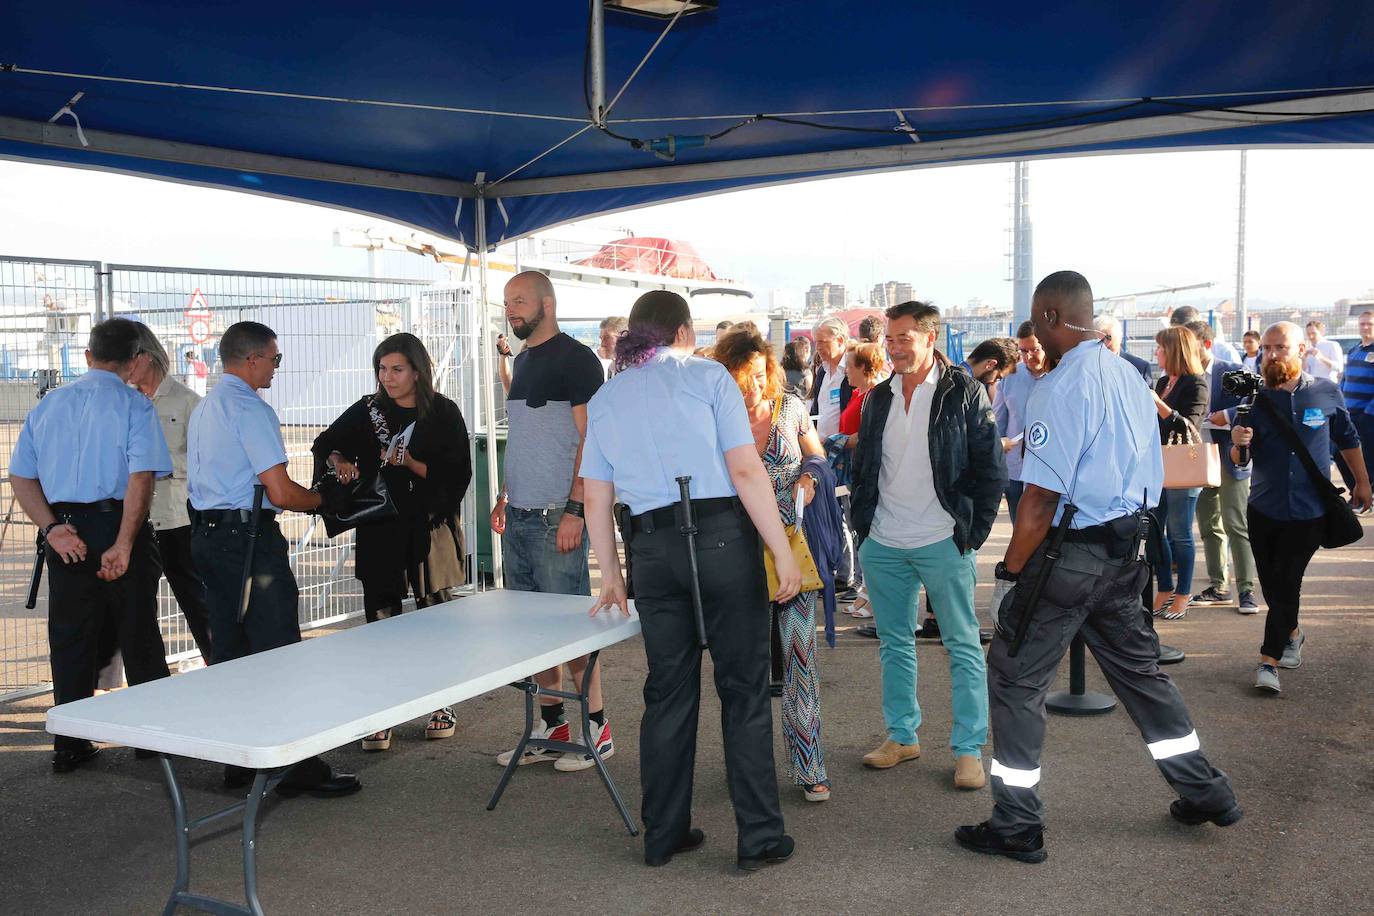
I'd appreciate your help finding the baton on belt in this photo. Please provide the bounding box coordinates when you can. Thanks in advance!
[235,485,266,624]
[675,476,709,650]
[25,530,46,609]
[1008,503,1078,658]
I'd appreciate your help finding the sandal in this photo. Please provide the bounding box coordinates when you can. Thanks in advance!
[803,781,831,803]
[848,589,873,619]
[1162,597,1192,621]
[1151,590,1175,617]
[426,707,457,740]
[361,728,392,751]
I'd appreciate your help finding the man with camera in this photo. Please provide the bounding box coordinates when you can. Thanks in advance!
[1229,322,1371,695]
[1190,321,1260,615]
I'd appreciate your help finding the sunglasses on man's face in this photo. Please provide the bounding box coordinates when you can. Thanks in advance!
[253,351,284,368]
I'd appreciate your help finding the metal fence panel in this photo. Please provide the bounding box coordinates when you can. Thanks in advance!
[0,256,102,697]
[2,257,473,700]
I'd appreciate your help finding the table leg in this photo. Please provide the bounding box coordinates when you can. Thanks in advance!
[157,755,285,916]
[577,652,637,837]
[486,681,535,811]
[486,653,639,836]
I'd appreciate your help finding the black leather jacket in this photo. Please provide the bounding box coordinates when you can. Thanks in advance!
[850,355,1007,554]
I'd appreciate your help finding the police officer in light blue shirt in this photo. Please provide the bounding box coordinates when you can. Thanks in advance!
[580,291,800,872]
[958,271,1239,863]
[9,318,173,772]
[186,320,357,797]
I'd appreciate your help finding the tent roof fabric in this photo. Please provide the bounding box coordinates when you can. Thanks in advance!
[4,2,1374,248]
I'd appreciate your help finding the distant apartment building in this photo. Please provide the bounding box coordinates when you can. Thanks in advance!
[806,283,847,313]
[869,281,915,311]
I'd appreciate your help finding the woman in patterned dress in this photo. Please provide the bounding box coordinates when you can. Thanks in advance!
[713,326,831,801]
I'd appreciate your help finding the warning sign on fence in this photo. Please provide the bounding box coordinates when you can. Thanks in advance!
[185,288,212,344]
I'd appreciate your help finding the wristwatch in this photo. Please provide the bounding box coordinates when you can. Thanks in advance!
[994,561,1019,582]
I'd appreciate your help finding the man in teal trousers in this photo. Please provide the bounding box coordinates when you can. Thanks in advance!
[848,300,1006,790]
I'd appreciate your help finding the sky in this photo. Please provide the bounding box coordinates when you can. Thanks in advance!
[1,149,1371,313]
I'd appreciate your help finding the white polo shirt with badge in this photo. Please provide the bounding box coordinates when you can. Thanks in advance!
[816,355,847,439]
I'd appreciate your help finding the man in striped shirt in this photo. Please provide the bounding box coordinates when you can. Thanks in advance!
[1340,310,1374,505]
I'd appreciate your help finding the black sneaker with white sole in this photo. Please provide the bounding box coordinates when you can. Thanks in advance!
[1237,591,1260,614]
[1193,586,1231,605]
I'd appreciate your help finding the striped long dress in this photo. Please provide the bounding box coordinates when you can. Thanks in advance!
[763,394,828,787]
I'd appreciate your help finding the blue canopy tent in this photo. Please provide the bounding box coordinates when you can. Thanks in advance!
[5,0,1374,570]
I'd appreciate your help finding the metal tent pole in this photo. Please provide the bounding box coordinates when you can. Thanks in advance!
[476,183,503,584]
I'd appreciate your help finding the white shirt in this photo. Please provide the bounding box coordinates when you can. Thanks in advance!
[1303,338,1344,383]
[869,369,955,550]
[816,355,847,438]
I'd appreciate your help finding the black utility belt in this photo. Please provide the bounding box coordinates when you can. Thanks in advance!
[52,499,122,515]
[1063,514,1140,546]
[627,496,743,535]
[191,507,279,526]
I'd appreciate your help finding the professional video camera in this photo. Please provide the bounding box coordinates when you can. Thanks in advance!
[1220,369,1262,398]
[1219,369,1262,464]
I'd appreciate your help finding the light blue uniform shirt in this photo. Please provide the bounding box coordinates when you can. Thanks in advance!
[993,362,1046,481]
[580,348,754,514]
[1021,339,1163,527]
[187,374,289,511]
[10,369,171,502]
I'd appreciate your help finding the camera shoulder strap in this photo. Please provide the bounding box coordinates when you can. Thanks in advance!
[1252,393,1341,495]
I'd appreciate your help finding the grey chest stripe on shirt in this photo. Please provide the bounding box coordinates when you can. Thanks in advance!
[505,399,581,509]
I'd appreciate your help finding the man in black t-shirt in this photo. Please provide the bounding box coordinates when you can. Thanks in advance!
[492,270,614,772]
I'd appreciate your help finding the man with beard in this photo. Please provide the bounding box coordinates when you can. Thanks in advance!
[490,270,615,771]
[1230,322,1370,694]
[957,271,1239,864]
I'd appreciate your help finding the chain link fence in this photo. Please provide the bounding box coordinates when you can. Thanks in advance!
[2,256,480,699]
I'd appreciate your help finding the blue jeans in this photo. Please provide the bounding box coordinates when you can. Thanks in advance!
[503,506,590,596]
[859,536,987,756]
[1156,488,1200,596]
[1005,480,1025,524]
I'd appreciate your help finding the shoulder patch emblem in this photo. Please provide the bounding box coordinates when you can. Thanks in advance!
[1027,420,1050,450]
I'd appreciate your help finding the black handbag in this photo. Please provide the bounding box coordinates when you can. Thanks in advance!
[1253,395,1364,549]
[315,469,398,538]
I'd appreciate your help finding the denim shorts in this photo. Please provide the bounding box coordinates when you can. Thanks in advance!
[503,505,591,596]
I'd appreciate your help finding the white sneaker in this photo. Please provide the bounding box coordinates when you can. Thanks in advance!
[1278,630,1304,669]
[495,719,570,767]
[555,720,615,772]
[1254,664,1281,694]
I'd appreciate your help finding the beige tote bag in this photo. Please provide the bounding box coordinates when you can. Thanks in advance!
[1162,428,1222,489]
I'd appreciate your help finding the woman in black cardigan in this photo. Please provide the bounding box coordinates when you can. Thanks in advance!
[313,333,472,749]
[1150,325,1209,620]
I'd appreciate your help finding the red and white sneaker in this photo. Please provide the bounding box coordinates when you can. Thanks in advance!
[495,719,570,767]
[555,720,614,772]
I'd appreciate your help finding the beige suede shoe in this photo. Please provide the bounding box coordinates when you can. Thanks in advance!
[954,754,987,790]
[862,738,921,769]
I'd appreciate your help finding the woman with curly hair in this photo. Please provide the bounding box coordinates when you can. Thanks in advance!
[713,325,832,802]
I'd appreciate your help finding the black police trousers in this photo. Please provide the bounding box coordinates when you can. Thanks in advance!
[47,508,169,753]
[154,525,214,663]
[988,540,1237,831]
[190,515,300,663]
[626,505,785,861]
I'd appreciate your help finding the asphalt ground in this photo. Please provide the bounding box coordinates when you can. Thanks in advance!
[1,512,1371,915]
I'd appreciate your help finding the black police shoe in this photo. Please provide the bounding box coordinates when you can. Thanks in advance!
[1170,798,1243,827]
[916,617,941,640]
[645,828,706,867]
[737,834,795,872]
[52,742,101,774]
[276,769,362,796]
[954,821,1047,863]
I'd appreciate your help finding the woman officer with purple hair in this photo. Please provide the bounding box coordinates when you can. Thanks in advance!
[579,290,802,872]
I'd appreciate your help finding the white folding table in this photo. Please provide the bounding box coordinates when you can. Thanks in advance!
[46,591,641,916]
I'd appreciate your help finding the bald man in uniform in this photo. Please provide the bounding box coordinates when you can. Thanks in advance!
[957,271,1239,864]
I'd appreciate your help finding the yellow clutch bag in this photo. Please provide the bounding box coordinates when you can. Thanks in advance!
[764,488,824,596]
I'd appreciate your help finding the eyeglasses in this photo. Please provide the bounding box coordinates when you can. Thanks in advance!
[253,351,284,367]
